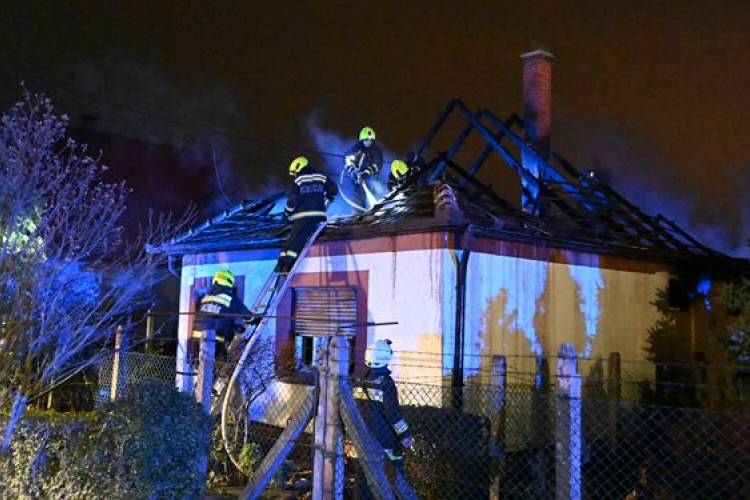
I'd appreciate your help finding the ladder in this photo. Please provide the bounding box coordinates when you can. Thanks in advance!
[213,219,327,414]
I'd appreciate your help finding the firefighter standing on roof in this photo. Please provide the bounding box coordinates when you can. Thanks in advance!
[275,156,338,273]
[343,126,384,213]
[191,270,251,361]
[388,159,415,191]
[353,339,412,498]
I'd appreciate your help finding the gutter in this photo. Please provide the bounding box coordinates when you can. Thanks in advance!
[167,254,180,277]
[451,224,474,409]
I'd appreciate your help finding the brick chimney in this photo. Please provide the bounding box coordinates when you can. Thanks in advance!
[520,49,554,214]
[521,49,553,158]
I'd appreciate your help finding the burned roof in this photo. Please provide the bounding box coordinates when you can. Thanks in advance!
[151,98,747,275]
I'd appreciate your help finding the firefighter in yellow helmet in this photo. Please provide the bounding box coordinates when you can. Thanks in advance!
[342,126,384,213]
[353,339,412,498]
[387,160,410,191]
[387,154,424,191]
[275,156,338,273]
[191,269,252,361]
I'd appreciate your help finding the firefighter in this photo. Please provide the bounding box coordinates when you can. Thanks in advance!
[342,126,384,213]
[388,152,425,192]
[191,269,252,362]
[275,156,338,273]
[353,339,412,498]
[387,159,414,192]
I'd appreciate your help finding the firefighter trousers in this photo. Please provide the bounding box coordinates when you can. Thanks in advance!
[276,216,325,272]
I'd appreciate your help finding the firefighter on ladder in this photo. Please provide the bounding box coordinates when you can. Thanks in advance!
[275,156,338,273]
[191,270,252,362]
[342,126,383,213]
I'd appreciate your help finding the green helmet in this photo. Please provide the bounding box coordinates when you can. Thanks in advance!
[391,160,409,179]
[289,156,308,176]
[359,126,376,141]
[213,270,235,288]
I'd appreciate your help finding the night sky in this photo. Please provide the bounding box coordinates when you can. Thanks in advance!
[1,1,749,256]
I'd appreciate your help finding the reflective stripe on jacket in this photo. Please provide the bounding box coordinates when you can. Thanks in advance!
[284,167,338,219]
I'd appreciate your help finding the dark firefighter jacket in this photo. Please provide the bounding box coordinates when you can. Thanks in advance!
[192,283,251,345]
[344,141,384,178]
[353,366,411,459]
[388,157,423,191]
[284,167,338,221]
[388,171,413,192]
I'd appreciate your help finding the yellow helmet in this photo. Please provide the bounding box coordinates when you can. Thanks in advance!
[391,160,409,179]
[212,270,235,288]
[289,156,308,176]
[359,126,376,141]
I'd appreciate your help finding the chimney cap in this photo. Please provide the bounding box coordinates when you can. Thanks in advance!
[521,49,554,60]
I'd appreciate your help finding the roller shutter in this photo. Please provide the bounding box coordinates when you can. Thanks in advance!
[292,287,357,366]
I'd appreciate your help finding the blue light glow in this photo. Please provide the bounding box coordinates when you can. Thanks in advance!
[696,277,712,310]
[569,263,604,356]
[500,260,547,356]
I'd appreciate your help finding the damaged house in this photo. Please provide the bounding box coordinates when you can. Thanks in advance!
[151,50,748,395]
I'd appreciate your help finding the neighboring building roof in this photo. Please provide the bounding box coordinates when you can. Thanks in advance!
[150,98,748,277]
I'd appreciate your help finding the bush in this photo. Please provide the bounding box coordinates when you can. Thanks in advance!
[401,405,492,500]
[208,416,263,490]
[0,380,212,499]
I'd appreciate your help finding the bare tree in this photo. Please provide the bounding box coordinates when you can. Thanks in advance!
[0,88,193,454]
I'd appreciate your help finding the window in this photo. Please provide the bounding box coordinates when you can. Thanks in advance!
[292,287,357,369]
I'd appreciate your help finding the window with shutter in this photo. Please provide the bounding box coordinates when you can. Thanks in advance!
[292,287,357,368]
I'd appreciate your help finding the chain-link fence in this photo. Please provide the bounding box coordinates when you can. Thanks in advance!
[381,381,750,500]
[94,350,177,406]
[85,347,750,499]
[214,374,750,500]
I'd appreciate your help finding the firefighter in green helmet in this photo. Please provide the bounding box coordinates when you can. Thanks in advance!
[342,126,384,213]
[191,269,251,361]
[275,156,338,273]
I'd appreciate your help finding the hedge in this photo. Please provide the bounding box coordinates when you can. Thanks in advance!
[0,380,212,500]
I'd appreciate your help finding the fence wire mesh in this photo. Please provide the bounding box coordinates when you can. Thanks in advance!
[233,376,750,500]
[94,350,177,406]
[90,350,750,499]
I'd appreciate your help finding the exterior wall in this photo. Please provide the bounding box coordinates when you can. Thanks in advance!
[291,234,451,386]
[174,232,671,395]
[175,234,450,391]
[463,245,669,386]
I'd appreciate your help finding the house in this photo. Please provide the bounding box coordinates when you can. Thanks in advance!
[151,50,748,398]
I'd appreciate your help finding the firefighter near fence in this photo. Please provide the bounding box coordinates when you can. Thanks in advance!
[189,320,419,500]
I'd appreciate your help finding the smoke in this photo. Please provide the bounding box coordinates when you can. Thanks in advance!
[70,56,257,216]
[562,121,750,259]
[305,113,396,218]
[609,159,749,259]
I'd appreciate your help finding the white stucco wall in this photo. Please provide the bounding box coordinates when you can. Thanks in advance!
[175,235,668,395]
[175,235,452,391]
[463,251,668,386]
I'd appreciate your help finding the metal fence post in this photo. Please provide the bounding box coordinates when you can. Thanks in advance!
[313,337,330,500]
[194,328,215,491]
[556,342,582,500]
[490,355,506,500]
[327,336,347,500]
[176,337,195,395]
[607,352,621,447]
[195,329,216,414]
[110,325,129,401]
[531,354,551,496]
[145,308,154,353]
